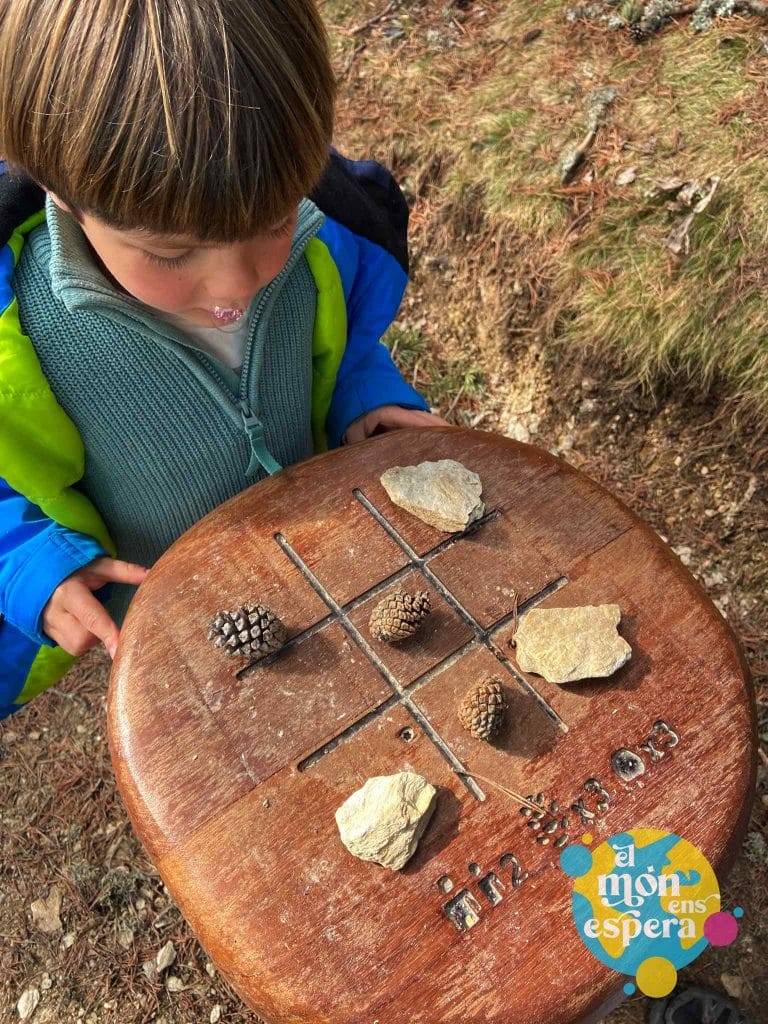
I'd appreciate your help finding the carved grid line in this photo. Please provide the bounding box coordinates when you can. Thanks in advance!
[353,489,568,733]
[229,492,572,801]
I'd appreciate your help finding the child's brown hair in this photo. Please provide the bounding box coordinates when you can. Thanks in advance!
[0,0,336,240]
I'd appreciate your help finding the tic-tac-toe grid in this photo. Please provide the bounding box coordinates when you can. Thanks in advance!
[231,488,571,801]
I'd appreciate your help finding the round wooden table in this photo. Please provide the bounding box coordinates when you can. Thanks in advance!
[108,428,756,1024]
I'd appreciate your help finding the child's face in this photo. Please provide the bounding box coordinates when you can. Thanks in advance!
[52,195,297,328]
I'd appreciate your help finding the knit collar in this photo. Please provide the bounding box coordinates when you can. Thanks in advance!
[45,194,326,329]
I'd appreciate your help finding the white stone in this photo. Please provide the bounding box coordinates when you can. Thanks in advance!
[17,988,40,1021]
[156,941,176,973]
[514,604,632,684]
[335,772,438,871]
[380,459,484,533]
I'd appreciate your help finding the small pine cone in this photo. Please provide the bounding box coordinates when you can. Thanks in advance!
[627,21,650,42]
[369,589,431,643]
[208,604,287,659]
[458,677,507,741]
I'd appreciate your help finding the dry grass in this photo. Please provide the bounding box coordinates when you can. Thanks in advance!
[327,0,768,424]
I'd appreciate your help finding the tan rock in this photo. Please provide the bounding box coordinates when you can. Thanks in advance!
[380,459,484,533]
[30,885,62,934]
[720,974,744,1000]
[514,604,631,684]
[335,771,437,871]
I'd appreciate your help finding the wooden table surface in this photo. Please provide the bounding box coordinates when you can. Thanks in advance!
[107,428,757,1024]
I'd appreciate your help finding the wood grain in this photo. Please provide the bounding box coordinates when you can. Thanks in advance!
[108,428,756,1024]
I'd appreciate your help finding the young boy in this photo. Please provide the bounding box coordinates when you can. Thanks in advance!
[0,0,445,719]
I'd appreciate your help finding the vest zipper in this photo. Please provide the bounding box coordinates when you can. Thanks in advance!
[234,208,323,477]
[239,401,282,476]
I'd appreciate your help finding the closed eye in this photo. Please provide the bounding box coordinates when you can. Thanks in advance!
[144,250,192,268]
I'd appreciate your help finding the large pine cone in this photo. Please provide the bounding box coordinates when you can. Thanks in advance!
[208,604,287,659]
[369,589,431,642]
[458,677,507,741]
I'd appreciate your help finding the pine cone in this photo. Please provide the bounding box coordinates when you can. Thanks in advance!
[458,678,507,741]
[627,21,650,42]
[208,604,287,659]
[369,589,431,642]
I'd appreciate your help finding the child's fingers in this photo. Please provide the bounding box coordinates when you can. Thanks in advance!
[83,557,150,587]
[44,608,103,658]
[374,408,449,431]
[59,584,121,658]
[342,419,368,444]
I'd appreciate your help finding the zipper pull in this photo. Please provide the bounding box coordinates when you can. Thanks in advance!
[239,401,283,476]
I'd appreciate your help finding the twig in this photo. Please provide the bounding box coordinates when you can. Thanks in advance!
[729,0,768,15]
[453,769,542,812]
[445,382,467,422]
[559,127,598,185]
[348,1,397,36]
[341,40,367,77]
[642,1,768,25]
[509,588,519,639]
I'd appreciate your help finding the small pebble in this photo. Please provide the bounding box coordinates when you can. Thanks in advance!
[156,940,176,973]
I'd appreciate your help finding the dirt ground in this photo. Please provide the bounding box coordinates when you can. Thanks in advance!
[2,1,767,1022]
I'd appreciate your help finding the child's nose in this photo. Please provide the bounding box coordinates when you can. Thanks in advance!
[207,248,264,302]
[208,240,272,299]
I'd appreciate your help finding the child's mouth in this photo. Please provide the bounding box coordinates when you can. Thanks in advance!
[211,305,245,325]
[196,304,247,332]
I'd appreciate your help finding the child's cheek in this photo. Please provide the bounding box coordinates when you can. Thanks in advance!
[116,259,197,313]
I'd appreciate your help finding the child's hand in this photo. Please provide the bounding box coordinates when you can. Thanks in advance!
[41,557,149,660]
[343,405,450,444]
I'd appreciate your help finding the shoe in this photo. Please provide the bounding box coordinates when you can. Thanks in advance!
[645,985,749,1024]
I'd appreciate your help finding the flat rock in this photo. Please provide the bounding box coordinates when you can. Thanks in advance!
[30,885,62,933]
[380,459,484,533]
[335,771,438,871]
[514,604,631,684]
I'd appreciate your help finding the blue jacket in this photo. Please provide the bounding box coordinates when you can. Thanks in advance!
[0,152,429,718]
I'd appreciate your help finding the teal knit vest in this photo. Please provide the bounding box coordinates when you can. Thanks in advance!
[13,197,324,625]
